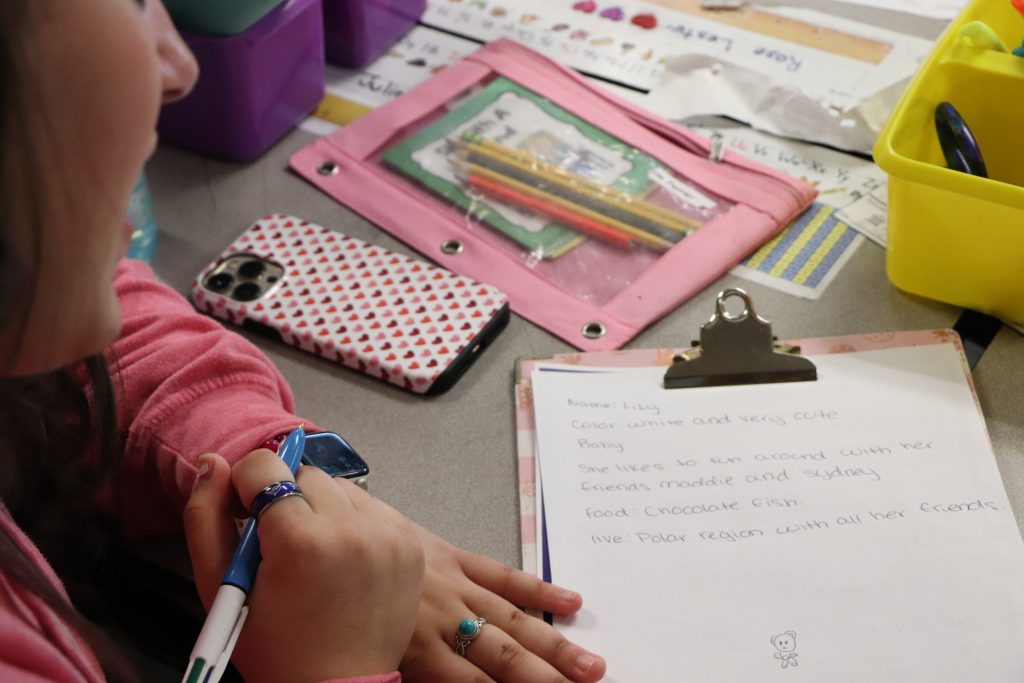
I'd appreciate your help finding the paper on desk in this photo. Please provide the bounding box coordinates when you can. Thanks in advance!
[827,0,968,21]
[301,25,477,134]
[329,26,474,108]
[423,0,931,153]
[836,186,888,246]
[770,5,934,97]
[422,0,670,91]
[732,203,863,299]
[644,5,932,152]
[532,344,1024,682]
[687,122,888,244]
[645,50,919,154]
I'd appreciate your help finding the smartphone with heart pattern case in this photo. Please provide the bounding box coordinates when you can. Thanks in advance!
[191,214,509,394]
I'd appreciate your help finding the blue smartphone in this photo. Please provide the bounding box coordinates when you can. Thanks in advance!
[303,432,370,489]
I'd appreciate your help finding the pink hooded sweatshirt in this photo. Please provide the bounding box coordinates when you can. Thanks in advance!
[0,260,400,683]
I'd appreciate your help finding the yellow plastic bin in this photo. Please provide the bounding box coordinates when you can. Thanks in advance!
[874,0,1024,323]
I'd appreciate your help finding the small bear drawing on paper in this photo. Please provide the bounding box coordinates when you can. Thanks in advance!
[771,631,799,669]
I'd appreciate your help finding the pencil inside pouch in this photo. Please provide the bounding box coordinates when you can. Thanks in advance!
[377,76,733,306]
[293,39,817,350]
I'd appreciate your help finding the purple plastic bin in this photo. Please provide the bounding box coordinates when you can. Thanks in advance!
[158,0,325,161]
[323,0,425,68]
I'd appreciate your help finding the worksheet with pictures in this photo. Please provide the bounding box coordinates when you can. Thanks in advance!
[530,344,1024,681]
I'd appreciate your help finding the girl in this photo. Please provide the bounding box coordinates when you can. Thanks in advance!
[0,1,423,681]
[0,1,607,681]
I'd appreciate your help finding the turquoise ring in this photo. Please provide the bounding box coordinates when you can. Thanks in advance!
[454,617,486,656]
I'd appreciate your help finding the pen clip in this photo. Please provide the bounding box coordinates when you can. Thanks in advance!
[207,605,248,683]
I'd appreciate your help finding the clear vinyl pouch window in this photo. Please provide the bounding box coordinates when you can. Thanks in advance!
[293,39,814,350]
[370,75,734,307]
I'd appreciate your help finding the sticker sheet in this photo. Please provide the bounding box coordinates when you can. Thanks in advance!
[732,203,863,300]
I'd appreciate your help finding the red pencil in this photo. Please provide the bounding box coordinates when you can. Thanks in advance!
[467,174,634,250]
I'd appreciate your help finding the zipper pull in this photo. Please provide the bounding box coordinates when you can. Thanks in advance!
[708,133,725,163]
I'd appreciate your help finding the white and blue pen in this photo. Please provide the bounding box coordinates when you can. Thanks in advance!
[182,426,306,683]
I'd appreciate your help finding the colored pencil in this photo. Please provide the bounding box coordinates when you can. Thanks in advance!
[466,163,674,252]
[459,136,702,233]
[477,137,700,231]
[456,148,685,245]
[466,173,634,250]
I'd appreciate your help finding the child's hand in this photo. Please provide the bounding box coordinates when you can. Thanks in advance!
[184,450,425,683]
[389,515,607,683]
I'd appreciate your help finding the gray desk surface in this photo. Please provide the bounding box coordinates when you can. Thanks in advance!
[147,4,1024,571]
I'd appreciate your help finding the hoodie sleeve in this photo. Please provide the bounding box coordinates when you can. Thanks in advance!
[105,259,318,538]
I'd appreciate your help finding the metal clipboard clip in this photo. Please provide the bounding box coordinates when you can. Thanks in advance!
[663,288,817,389]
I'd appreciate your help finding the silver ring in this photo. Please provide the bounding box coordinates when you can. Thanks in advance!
[251,480,305,522]
[454,617,486,656]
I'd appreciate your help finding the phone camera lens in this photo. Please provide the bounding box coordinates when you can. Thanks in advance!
[238,260,266,278]
[206,272,234,291]
[232,282,262,301]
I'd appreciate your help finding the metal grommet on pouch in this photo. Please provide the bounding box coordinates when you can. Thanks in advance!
[317,161,340,176]
[440,239,464,255]
[581,321,606,340]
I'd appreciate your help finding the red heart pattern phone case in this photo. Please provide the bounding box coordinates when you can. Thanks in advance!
[191,214,508,393]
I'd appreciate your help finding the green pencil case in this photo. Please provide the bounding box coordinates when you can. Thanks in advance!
[163,0,285,37]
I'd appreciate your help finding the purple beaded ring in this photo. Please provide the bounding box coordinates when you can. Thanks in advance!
[250,480,304,522]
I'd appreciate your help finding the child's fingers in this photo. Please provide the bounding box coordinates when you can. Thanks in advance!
[231,449,314,529]
[182,453,238,609]
[458,549,583,615]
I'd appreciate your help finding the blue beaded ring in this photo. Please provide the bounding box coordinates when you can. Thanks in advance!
[250,480,304,522]
[454,617,486,656]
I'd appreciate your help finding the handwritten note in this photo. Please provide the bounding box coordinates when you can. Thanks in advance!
[532,344,1024,681]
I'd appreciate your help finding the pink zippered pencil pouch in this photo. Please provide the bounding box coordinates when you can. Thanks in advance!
[291,39,815,351]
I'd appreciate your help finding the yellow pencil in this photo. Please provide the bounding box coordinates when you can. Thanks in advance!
[460,136,702,234]
[453,144,686,244]
[466,162,674,253]
[471,136,689,219]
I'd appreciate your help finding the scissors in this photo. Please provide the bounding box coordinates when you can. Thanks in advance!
[934,101,988,178]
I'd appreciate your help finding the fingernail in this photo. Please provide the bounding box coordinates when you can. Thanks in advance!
[557,588,580,603]
[193,457,213,491]
[576,653,599,674]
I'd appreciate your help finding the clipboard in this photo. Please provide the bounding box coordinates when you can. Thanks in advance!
[513,292,1024,680]
[513,288,969,582]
